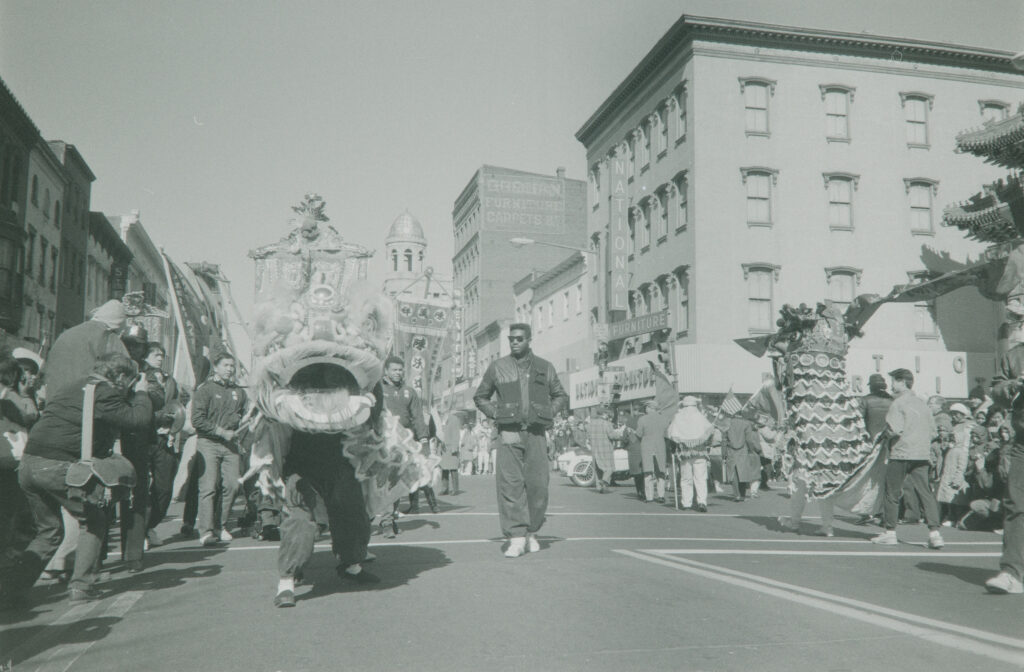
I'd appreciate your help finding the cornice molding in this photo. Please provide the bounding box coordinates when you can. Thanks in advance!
[819,83,856,102]
[741,262,781,281]
[823,171,860,190]
[825,265,863,283]
[899,91,935,109]
[904,177,939,194]
[740,166,779,185]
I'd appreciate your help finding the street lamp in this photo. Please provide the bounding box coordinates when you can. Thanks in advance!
[508,237,596,255]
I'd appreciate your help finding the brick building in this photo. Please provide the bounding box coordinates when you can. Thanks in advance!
[48,140,93,333]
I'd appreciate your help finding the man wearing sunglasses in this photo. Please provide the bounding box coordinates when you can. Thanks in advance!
[474,323,568,558]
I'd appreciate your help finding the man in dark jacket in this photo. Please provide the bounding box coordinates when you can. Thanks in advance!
[985,343,1024,594]
[380,355,435,513]
[723,411,761,503]
[474,323,567,558]
[2,353,152,607]
[191,352,248,547]
[860,374,894,439]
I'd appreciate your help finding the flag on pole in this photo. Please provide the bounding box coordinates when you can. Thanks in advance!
[720,390,743,416]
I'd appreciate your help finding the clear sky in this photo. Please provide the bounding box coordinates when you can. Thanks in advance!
[2,0,1021,319]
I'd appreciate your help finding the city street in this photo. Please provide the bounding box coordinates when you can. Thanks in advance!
[1,470,1020,672]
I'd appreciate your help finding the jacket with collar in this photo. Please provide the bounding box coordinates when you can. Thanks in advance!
[190,377,247,445]
[473,351,568,432]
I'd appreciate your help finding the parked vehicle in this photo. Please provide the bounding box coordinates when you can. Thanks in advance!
[562,447,630,487]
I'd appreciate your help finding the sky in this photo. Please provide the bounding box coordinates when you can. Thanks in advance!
[2,0,1022,320]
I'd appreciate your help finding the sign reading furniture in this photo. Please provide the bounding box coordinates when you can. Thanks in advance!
[607,310,669,341]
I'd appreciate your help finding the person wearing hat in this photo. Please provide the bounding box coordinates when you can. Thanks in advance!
[41,300,131,401]
[586,406,617,494]
[937,403,971,527]
[722,404,761,503]
[666,396,713,511]
[984,341,1024,594]
[860,374,893,440]
[872,368,944,549]
[636,400,671,504]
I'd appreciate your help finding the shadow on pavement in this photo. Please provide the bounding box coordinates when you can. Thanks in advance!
[98,562,223,595]
[916,561,993,587]
[297,544,451,601]
[1,614,123,668]
[394,519,441,534]
[736,515,876,540]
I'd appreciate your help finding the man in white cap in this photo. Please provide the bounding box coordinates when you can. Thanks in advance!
[41,300,130,399]
[666,396,714,512]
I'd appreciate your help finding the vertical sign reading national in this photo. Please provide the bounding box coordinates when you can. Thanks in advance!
[608,151,628,317]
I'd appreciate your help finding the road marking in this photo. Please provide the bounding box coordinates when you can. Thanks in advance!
[654,549,1002,558]
[30,591,143,672]
[5,600,105,668]
[617,549,1024,666]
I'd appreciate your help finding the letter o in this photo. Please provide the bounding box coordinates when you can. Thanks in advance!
[952,356,965,374]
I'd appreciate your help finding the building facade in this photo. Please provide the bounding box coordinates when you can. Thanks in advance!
[0,80,37,335]
[48,140,93,333]
[573,15,1024,408]
[86,212,132,317]
[117,210,172,349]
[22,141,68,349]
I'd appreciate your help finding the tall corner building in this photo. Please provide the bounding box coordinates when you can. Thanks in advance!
[445,165,586,406]
[573,14,1024,409]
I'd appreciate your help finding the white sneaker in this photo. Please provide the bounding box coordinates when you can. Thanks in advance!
[941,520,952,528]
[985,571,1024,595]
[870,530,898,545]
[504,537,526,558]
[200,532,218,547]
[219,528,233,542]
[526,534,540,553]
[146,529,163,549]
[928,530,944,549]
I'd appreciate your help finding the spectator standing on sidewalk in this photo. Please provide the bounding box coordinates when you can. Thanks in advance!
[474,323,568,558]
[636,400,670,504]
[871,368,944,549]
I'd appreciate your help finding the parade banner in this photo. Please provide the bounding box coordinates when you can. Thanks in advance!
[162,252,219,389]
[393,298,453,402]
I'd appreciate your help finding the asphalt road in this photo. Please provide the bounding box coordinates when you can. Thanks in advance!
[2,471,1021,672]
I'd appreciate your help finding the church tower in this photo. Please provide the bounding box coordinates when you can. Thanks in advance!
[383,210,427,297]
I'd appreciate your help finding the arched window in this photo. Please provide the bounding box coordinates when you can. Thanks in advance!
[54,201,60,228]
[404,249,413,272]
[418,250,424,263]
[391,249,398,271]
[30,175,39,206]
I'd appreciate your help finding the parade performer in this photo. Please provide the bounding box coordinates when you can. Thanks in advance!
[739,303,885,536]
[244,195,431,607]
[666,396,713,511]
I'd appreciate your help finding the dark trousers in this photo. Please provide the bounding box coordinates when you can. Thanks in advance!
[1000,444,1024,581]
[15,454,106,591]
[727,465,748,500]
[883,459,939,531]
[147,440,178,530]
[441,469,459,494]
[121,445,150,562]
[278,441,369,579]
[0,468,33,562]
[182,453,200,528]
[495,430,549,538]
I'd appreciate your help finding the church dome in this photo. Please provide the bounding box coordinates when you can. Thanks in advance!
[387,210,426,244]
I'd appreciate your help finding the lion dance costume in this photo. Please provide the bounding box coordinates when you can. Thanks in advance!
[246,195,433,607]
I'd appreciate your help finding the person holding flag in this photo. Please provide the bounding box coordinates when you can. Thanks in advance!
[721,391,761,503]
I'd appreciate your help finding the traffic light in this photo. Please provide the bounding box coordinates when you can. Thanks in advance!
[656,340,672,375]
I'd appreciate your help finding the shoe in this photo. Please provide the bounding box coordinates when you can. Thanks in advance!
[127,560,144,573]
[656,498,666,504]
[777,516,800,533]
[405,505,419,515]
[734,497,745,503]
[38,569,69,584]
[985,571,1024,595]
[750,492,759,499]
[200,532,218,547]
[337,565,381,584]
[180,524,196,538]
[274,590,296,608]
[871,530,898,545]
[504,537,526,558]
[363,551,376,563]
[941,520,952,528]
[219,528,233,542]
[696,504,707,513]
[526,534,540,553]
[928,531,945,549]
[853,515,873,526]
[146,529,163,548]
[817,527,835,538]
[68,586,100,604]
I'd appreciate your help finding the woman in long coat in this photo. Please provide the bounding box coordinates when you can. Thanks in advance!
[637,400,671,503]
[586,408,617,493]
[723,412,761,502]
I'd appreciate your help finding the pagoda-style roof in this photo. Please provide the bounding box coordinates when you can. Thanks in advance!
[955,104,1024,169]
[943,173,1024,243]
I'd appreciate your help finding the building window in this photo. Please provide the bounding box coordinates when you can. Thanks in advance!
[673,269,689,334]
[825,268,860,313]
[627,213,635,257]
[30,175,38,206]
[0,238,15,301]
[639,203,651,249]
[547,300,555,328]
[391,249,398,272]
[743,264,779,333]
[25,229,36,280]
[38,238,48,284]
[656,108,668,155]
[909,271,938,339]
[575,284,583,314]
[905,178,938,234]
[741,168,777,227]
[54,201,60,228]
[674,82,687,142]
[590,163,601,205]
[900,92,933,147]
[979,100,1010,123]
[562,291,570,320]
[739,78,775,136]
[404,249,412,272]
[824,173,858,230]
[820,85,854,141]
[673,172,688,231]
[638,122,650,168]
[655,189,668,240]
[625,136,635,177]
[50,247,58,292]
